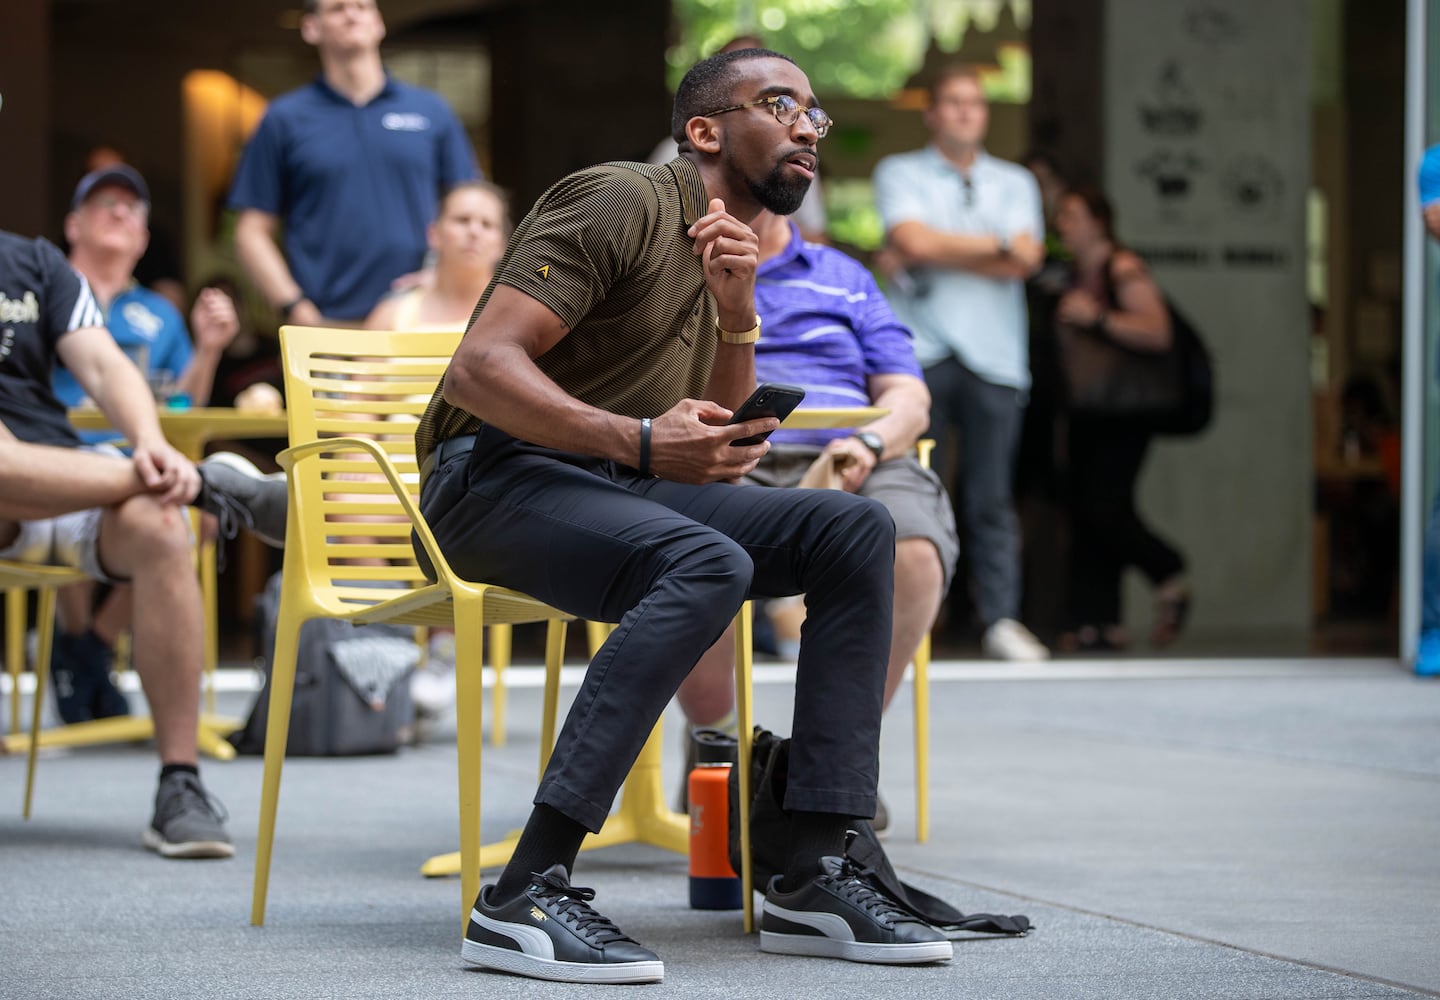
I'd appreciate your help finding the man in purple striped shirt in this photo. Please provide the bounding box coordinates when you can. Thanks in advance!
[676,211,959,833]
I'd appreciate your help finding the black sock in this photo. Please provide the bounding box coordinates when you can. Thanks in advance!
[783,810,850,888]
[490,803,588,904]
[160,763,199,781]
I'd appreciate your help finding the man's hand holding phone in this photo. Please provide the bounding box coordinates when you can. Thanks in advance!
[725,382,806,445]
[643,384,804,483]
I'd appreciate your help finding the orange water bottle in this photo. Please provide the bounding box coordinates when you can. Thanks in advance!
[688,728,742,909]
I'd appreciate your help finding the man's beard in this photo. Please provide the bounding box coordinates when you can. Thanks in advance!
[749,162,811,215]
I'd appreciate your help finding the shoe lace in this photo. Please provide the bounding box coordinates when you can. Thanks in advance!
[195,480,248,571]
[530,870,634,946]
[162,774,230,825]
[824,858,915,926]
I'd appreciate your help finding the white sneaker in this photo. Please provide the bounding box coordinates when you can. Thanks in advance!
[411,635,457,716]
[981,619,1050,661]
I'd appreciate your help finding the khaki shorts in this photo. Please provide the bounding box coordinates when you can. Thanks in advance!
[0,445,137,585]
[0,507,116,583]
[747,445,961,595]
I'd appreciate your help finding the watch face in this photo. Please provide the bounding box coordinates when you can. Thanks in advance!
[856,431,884,458]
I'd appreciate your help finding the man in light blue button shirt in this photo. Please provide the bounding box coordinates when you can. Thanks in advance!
[873,63,1048,660]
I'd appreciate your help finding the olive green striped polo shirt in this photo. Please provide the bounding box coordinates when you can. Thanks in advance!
[415,156,720,467]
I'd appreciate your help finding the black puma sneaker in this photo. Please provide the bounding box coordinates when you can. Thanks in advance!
[760,856,953,965]
[462,865,663,984]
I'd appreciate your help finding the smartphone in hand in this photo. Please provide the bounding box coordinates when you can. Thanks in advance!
[727,382,806,446]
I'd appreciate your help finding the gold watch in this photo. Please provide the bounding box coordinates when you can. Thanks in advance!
[717,316,762,345]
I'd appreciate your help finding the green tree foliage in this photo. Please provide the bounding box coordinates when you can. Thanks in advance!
[666,0,925,99]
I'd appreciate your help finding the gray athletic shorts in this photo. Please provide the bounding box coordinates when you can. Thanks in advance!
[746,445,960,595]
[0,444,130,584]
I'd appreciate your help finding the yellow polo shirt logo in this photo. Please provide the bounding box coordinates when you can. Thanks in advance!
[536,265,550,280]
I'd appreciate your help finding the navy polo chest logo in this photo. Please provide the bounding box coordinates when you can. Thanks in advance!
[382,112,431,132]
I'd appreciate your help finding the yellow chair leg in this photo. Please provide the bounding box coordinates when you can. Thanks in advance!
[251,609,306,926]
[734,601,755,933]
[7,588,24,736]
[585,619,610,658]
[200,539,218,715]
[24,587,59,820]
[454,601,487,932]
[539,619,566,776]
[913,632,930,844]
[422,617,692,880]
[489,623,511,748]
[421,616,572,880]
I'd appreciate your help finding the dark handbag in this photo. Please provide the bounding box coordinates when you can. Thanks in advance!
[727,726,1031,936]
[1058,261,1214,437]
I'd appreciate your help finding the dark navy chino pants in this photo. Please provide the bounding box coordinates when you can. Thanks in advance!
[418,424,895,832]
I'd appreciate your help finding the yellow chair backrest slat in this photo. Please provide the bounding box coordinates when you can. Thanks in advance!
[278,326,463,622]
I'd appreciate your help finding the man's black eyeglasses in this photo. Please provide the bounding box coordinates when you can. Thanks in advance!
[703,94,833,138]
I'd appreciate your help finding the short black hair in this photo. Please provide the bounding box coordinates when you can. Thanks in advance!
[1067,184,1116,241]
[671,48,796,145]
[303,0,377,13]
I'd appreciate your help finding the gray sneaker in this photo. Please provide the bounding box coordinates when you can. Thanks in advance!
[196,452,287,547]
[143,771,235,860]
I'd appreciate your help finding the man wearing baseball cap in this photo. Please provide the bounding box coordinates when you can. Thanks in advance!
[49,164,246,724]
[60,164,239,423]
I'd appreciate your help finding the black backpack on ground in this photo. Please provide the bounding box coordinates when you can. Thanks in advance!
[228,572,418,756]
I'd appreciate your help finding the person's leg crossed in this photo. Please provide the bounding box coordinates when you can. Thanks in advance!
[423,445,754,831]
[640,478,895,819]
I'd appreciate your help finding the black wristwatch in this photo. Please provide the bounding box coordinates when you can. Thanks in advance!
[280,293,308,320]
[852,430,885,462]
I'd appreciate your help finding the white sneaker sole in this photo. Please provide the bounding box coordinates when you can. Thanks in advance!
[759,930,952,965]
[142,827,236,859]
[462,938,663,984]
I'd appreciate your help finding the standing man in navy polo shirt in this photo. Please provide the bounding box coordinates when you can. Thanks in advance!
[229,0,479,326]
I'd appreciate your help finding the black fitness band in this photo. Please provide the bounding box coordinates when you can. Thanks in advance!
[639,417,652,477]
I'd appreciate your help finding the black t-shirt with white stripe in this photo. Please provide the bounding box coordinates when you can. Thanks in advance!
[416,156,720,466]
[0,232,103,447]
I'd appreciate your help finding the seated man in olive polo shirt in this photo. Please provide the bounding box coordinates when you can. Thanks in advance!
[415,48,953,983]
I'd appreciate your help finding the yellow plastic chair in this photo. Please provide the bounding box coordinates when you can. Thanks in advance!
[252,325,574,929]
[911,438,935,843]
[3,557,241,814]
[2,561,88,818]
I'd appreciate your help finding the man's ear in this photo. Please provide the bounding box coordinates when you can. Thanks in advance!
[299,14,321,46]
[63,212,81,248]
[684,116,722,156]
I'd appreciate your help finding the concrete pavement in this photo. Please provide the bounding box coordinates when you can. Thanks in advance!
[2,654,1437,999]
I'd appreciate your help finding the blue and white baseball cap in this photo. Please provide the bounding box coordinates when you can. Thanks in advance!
[71,164,150,211]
